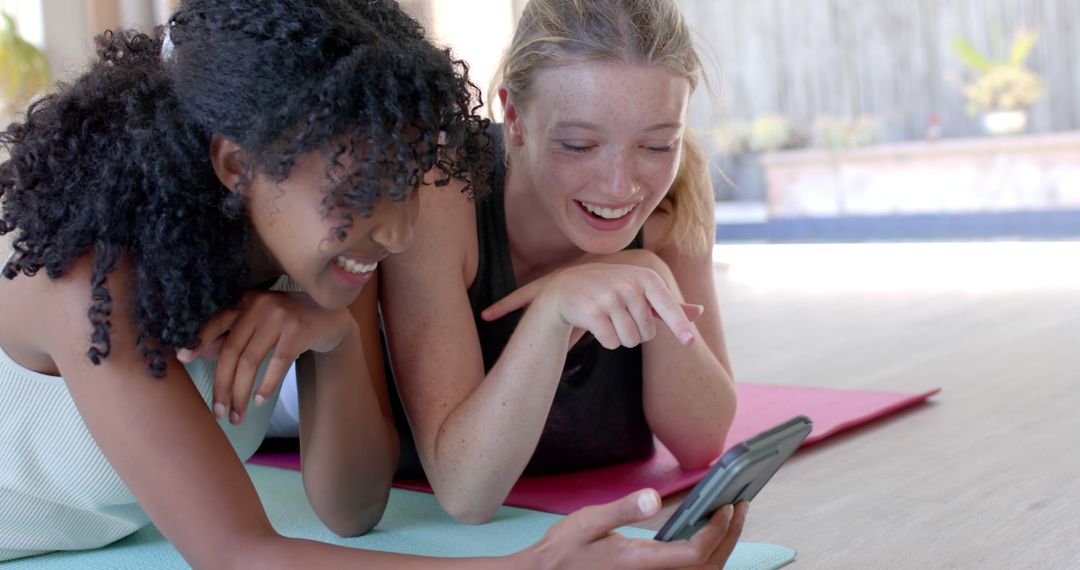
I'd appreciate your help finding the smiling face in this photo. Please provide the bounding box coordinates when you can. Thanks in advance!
[506,62,692,254]
[242,147,419,310]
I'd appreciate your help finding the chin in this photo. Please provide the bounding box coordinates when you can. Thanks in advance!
[573,234,637,255]
[311,288,360,311]
[575,225,643,253]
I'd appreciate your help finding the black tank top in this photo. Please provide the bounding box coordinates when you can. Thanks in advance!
[388,128,654,478]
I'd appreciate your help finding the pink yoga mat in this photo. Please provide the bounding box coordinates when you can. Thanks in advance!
[250,383,940,514]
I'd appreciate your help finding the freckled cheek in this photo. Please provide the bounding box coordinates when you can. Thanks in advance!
[554,160,607,195]
[629,169,674,215]
[647,158,680,191]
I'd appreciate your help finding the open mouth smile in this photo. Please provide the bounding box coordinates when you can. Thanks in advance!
[577,200,636,220]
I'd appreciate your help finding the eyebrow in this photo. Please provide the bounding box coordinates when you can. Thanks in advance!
[553,120,684,133]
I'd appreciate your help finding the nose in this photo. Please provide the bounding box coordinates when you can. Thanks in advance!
[370,194,416,254]
[605,148,638,200]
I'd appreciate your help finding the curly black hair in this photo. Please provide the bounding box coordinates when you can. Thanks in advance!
[0,0,492,377]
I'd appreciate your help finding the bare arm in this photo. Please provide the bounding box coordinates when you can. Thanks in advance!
[636,228,736,468]
[481,241,735,470]
[178,281,398,537]
[41,258,427,569]
[380,185,577,524]
[36,256,581,569]
[294,276,399,536]
[637,187,736,468]
[381,183,711,523]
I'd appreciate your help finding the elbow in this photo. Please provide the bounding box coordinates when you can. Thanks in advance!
[436,488,499,525]
[319,492,391,538]
[305,468,395,538]
[669,425,731,470]
[424,449,502,524]
[308,436,400,537]
[445,504,498,526]
[328,511,384,539]
[673,448,722,470]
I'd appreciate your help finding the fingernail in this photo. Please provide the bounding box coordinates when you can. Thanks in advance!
[637,491,660,515]
[722,504,734,520]
[176,349,192,362]
[254,394,266,407]
[230,410,241,424]
[213,402,227,420]
[679,330,695,345]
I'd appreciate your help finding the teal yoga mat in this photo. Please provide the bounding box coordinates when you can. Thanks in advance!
[5,465,796,569]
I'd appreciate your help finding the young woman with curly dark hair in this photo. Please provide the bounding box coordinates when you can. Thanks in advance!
[0,0,743,568]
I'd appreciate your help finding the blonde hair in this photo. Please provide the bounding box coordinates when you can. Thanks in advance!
[492,0,714,254]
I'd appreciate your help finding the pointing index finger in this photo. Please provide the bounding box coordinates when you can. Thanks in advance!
[481,278,545,321]
[643,283,694,345]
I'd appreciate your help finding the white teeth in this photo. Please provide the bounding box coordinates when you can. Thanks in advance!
[335,256,377,274]
[581,202,634,220]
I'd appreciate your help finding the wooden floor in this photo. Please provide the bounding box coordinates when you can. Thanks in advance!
[636,241,1080,569]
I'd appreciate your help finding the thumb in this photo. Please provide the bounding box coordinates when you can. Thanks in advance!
[574,489,661,541]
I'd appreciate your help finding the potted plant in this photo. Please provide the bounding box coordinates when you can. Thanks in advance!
[952,30,1045,136]
[0,12,51,124]
[708,116,801,202]
[812,115,881,150]
[746,115,801,154]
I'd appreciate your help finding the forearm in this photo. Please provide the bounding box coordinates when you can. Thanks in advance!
[298,335,398,537]
[643,329,736,468]
[629,249,736,468]
[425,300,572,523]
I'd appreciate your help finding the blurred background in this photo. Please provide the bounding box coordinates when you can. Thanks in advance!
[1,0,1079,244]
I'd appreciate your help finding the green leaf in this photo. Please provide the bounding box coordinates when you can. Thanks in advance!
[0,11,51,109]
[951,38,992,73]
[1007,30,1039,67]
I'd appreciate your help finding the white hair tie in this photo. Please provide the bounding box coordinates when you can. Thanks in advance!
[161,22,175,61]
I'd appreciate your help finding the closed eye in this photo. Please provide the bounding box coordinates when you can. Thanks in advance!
[644,139,679,153]
[559,141,595,153]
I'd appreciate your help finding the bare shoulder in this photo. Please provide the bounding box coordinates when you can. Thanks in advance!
[386,177,478,286]
[27,252,283,567]
[377,177,486,390]
[0,252,123,375]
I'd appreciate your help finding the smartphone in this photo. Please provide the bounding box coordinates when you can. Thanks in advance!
[654,415,813,542]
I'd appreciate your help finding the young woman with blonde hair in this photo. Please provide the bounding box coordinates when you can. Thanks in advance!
[381,0,739,527]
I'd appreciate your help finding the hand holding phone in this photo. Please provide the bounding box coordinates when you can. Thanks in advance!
[655,415,812,541]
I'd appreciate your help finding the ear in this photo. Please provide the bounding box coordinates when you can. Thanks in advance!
[498,85,525,147]
[209,136,253,196]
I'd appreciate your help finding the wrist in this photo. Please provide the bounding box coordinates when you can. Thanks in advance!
[528,282,574,336]
[511,543,545,570]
